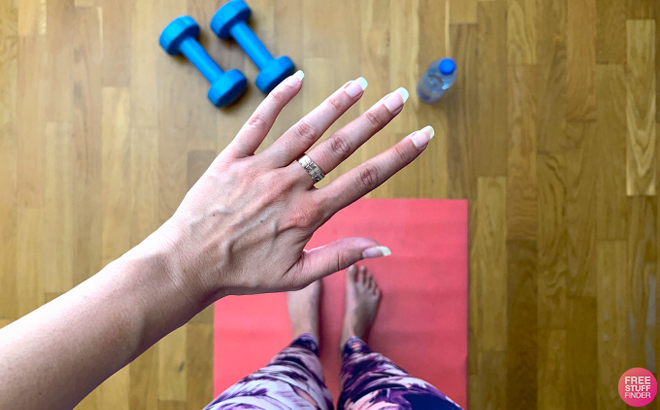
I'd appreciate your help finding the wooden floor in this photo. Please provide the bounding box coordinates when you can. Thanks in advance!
[0,0,658,408]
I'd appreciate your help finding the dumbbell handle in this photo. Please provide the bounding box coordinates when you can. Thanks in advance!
[179,37,224,84]
[230,21,273,70]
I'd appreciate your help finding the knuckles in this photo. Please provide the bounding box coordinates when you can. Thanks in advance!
[357,162,380,192]
[293,120,318,145]
[329,132,352,159]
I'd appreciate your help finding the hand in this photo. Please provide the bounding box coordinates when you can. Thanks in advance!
[150,72,434,300]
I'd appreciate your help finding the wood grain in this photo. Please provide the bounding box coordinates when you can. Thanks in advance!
[506,239,538,410]
[507,65,537,240]
[626,20,656,196]
[596,65,627,240]
[597,240,627,410]
[537,152,568,330]
[507,0,536,64]
[627,197,657,371]
[595,0,626,64]
[566,0,596,120]
[566,122,598,297]
[566,297,597,409]
[473,177,508,352]
[476,1,508,177]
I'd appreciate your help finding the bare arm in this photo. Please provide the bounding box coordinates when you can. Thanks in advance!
[0,232,211,409]
[0,72,431,409]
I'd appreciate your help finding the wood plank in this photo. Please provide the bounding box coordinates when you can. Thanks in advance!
[388,0,419,135]
[566,0,596,121]
[130,127,159,247]
[538,329,566,410]
[506,239,538,409]
[186,323,214,410]
[537,152,568,329]
[566,297,597,409]
[0,13,18,320]
[17,35,47,208]
[476,1,508,176]
[449,0,476,23]
[44,0,73,121]
[596,65,627,240]
[507,65,537,240]
[102,0,132,87]
[472,177,507,351]
[44,122,74,293]
[130,344,159,410]
[271,0,304,140]
[626,20,656,196]
[157,16,194,226]
[18,0,46,37]
[158,325,187,401]
[627,197,657,371]
[597,240,627,410]
[507,0,536,64]
[0,1,17,40]
[97,365,130,410]
[446,23,478,200]
[416,0,448,199]
[536,35,567,151]
[595,0,626,64]
[72,6,103,285]
[16,207,45,318]
[101,87,132,265]
[627,0,656,19]
[566,122,598,297]
[130,0,158,127]
[472,351,507,409]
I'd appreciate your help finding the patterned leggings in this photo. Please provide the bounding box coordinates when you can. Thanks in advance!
[204,334,462,410]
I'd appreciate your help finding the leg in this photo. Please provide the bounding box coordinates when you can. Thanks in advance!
[337,265,462,410]
[205,281,333,410]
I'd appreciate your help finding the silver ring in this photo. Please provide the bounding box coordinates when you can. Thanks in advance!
[297,154,325,183]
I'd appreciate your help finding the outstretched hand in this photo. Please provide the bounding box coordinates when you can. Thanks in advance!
[150,71,434,300]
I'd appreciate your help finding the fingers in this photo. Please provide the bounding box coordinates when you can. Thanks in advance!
[315,126,435,215]
[226,71,304,158]
[263,77,368,167]
[288,238,391,285]
[295,88,409,186]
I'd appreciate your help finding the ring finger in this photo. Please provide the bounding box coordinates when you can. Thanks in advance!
[293,87,409,186]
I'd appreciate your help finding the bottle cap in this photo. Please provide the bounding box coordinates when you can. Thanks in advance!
[438,58,456,75]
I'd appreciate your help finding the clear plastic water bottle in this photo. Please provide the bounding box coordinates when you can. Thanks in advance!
[417,58,456,103]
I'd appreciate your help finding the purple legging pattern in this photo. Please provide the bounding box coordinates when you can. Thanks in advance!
[204,334,462,410]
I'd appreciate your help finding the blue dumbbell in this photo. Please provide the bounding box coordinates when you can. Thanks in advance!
[159,16,247,107]
[210,0,296,94]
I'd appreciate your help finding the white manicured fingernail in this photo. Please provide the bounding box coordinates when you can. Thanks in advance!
[287,70,304,86]
[345,77,368,97]
[410,125,434,148]
[383,87,409,112]
[362,246,392,259]
[395,87,409,103]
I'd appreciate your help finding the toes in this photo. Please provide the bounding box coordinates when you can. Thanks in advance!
[347,265,358,282]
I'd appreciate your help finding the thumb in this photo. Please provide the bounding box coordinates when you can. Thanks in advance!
[291,237,391,285]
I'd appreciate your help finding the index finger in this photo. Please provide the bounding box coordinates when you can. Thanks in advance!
[314,126,435,215]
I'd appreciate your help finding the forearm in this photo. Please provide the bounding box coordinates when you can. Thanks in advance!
[0,235,211,410]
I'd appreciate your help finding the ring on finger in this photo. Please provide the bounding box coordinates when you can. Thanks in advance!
[297,154,325,184]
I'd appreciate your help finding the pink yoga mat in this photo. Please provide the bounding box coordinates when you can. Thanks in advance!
[214,198,468,408]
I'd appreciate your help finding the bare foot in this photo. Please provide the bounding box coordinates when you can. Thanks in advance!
[339,265,382,353]
[287,280,321,341]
